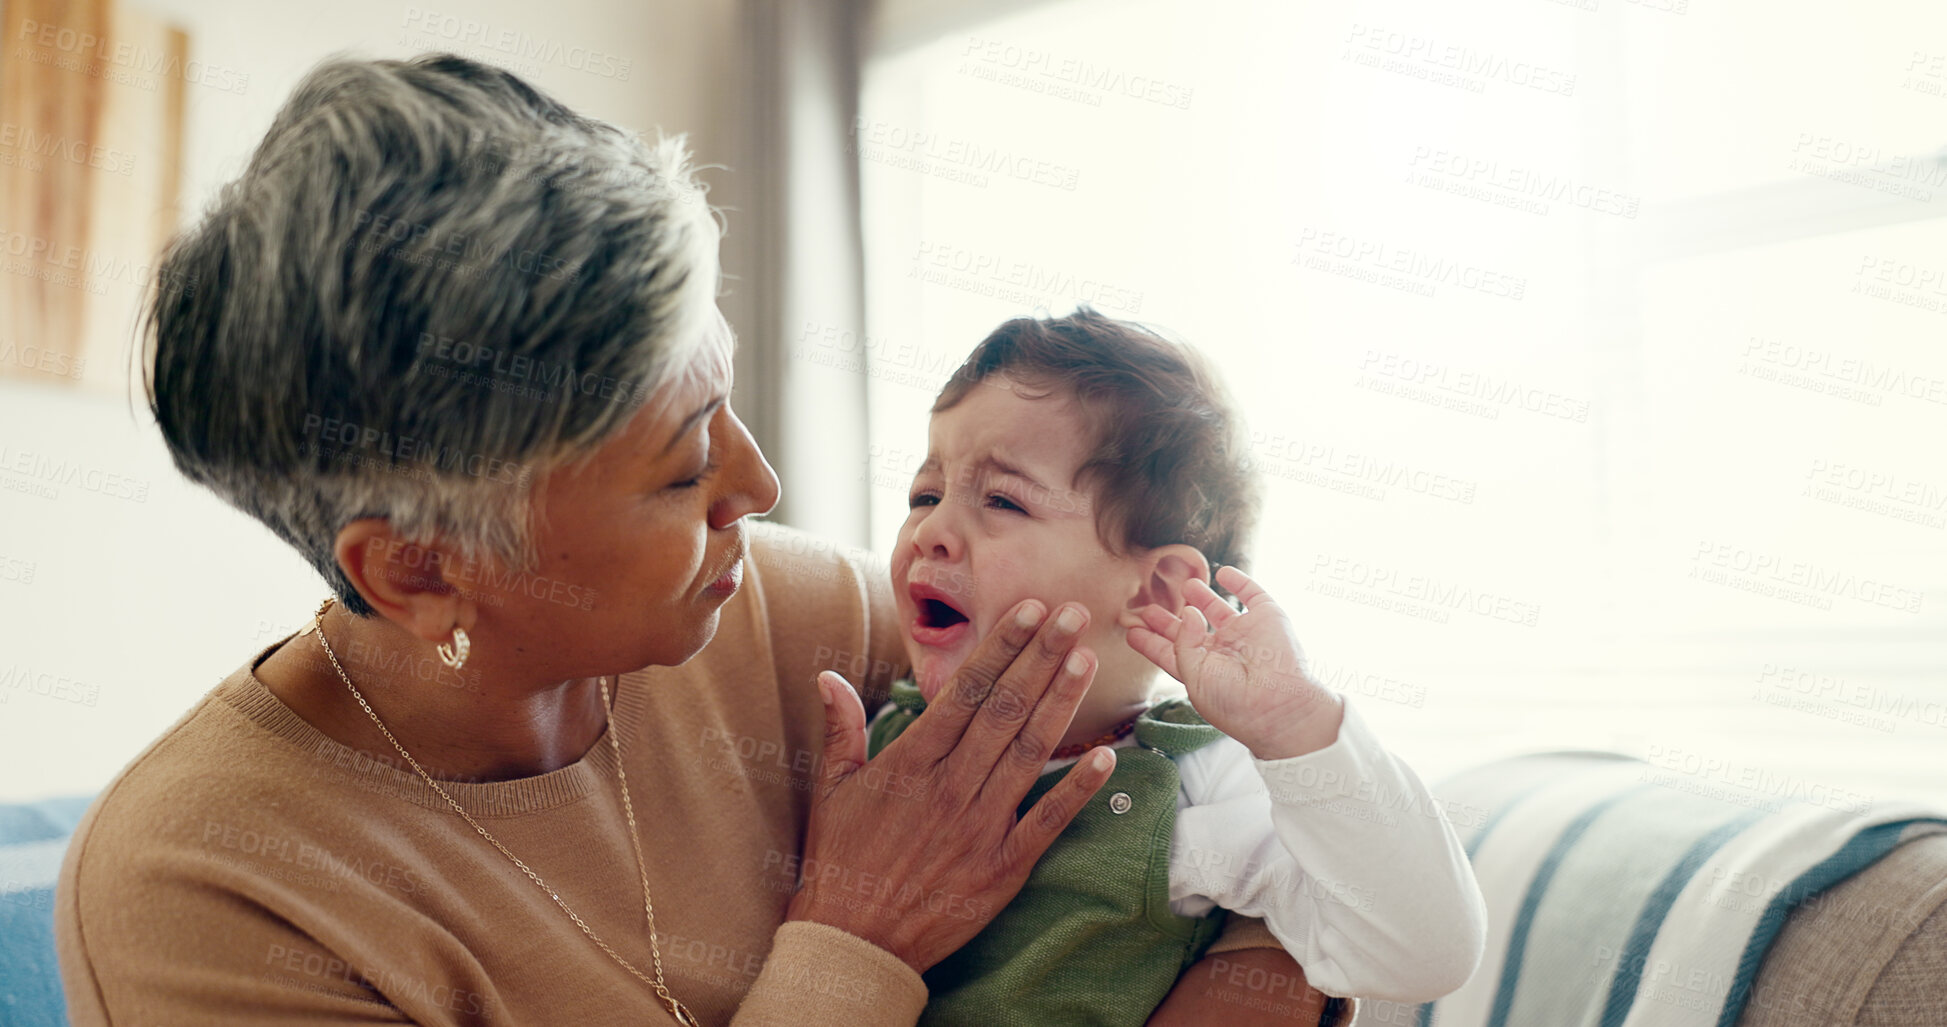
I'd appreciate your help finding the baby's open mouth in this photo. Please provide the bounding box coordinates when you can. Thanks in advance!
[918,597,970,629]
[908,579,975,642]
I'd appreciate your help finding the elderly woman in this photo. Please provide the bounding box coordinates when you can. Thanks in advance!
[53,54,1307,1025]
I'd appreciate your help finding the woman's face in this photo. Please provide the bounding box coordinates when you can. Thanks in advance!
[463,312,780,680]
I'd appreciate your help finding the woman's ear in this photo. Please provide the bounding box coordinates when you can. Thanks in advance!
[333,519,472,642]
[1130,544,1212,614]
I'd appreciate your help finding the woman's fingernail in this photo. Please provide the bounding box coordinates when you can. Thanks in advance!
[816,673,833,706]
[1056,606,1085,634]
[1092,749,1114,772]
[1015,601,1044,628]
[1066,651,1088,676]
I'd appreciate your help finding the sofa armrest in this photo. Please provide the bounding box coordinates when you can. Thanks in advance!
[1737,832,1947,1026]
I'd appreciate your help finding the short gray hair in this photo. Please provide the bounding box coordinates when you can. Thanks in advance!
[143,53,721,617]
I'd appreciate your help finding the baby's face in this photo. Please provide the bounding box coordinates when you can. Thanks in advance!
[892,376,1154,709]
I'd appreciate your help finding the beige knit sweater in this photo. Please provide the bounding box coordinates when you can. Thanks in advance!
[55,524,1277,1025]
[49,526,1277,1021]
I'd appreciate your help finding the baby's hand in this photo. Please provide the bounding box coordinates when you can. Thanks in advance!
[1122,566,1344,760]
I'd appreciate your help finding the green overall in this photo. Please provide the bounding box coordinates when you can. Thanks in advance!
[867,680,1229,1026]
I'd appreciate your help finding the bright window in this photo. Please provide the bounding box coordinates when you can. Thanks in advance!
[858,0,1947,803]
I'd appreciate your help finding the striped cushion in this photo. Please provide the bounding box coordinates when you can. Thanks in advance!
[1389,754,1946,1027]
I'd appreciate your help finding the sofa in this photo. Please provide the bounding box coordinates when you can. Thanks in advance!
[1735,831,1947,1026]
[1356,753,1947,1027]
[8,758,1943,1027]
[0,797,91,1027]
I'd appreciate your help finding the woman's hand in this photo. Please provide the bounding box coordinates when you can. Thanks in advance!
[786,599,1116,974]
[1123,566,1344,760]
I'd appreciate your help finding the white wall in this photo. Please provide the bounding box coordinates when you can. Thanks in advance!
[0,0,742,802]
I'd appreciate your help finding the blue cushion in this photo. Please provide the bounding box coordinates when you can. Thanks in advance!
[0,798,91,846]
[0,797,94,1027]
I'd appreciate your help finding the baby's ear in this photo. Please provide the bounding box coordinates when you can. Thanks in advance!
[1132,544,1211,613]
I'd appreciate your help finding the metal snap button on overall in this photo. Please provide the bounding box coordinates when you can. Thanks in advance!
[1108,792,1133,814]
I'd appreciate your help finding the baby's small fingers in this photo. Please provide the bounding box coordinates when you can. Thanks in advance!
[1179,603,1211,650]
[1215,565,1276,612]
[1130,603,1184,639]
[1185,578,1240,629]
[1124,625,1181,679]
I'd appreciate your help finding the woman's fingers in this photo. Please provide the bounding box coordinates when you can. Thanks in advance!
[896,599,1048,760]
[814,671,868,796]
[939,602,1093,787]
[981,643,1096,802]
[1001,746,1116,871]
[785,600,1106,973]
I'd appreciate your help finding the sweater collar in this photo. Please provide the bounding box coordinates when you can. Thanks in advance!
[885,679,1222,757]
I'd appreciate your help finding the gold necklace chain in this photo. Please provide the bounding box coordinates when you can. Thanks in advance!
[304,597,701,1026]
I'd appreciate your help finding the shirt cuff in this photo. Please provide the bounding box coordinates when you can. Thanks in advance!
[737,921,928,1026]
[1248,695,1381,802]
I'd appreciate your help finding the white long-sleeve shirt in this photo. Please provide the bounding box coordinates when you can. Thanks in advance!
[1045,695,1488,1003]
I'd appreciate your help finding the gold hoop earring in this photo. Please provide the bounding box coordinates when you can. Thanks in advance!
[437,625,471,669]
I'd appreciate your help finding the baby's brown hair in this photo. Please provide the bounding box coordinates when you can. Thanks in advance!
[932,307,1260,592]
